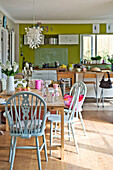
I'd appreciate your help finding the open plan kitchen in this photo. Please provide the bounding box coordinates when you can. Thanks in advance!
[0,1,113,170]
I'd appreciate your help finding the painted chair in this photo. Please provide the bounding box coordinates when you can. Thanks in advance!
[69,81,87,136]
[5,91,49,170]
[83,73,98,107]
[48,86,80,155]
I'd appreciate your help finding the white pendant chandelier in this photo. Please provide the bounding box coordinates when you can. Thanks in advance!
[25,26,43,49]
[25,0,43,49]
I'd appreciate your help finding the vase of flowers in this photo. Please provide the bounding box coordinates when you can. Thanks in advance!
[0,60,19,95]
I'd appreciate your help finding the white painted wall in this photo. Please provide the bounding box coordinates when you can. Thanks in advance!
[0,10,19,63]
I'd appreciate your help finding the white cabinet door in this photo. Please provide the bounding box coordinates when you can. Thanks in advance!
[32,70,48,80]
[58,34,79,44]
[48,70,57,81]
[32,70,57,81]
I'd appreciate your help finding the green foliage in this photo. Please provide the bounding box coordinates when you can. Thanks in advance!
[2,68,18,76]
[96,56,102,60]
[91,57,97,60]
[91,56,102,60]
[108,58,113,64]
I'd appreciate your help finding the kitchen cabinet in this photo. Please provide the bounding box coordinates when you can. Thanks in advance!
[58,34,79,44]
[32,70,57,81]
[23,34,79,46]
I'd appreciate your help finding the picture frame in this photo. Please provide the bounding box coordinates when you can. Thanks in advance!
[92,24,100,33]
[106,23,113,33]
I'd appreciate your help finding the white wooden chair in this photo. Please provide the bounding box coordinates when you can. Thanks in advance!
[69,81,87,136]
[48,86,80,155]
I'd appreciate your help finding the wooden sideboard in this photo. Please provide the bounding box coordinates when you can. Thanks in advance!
[57,71,75,85]
[57,71,75,92]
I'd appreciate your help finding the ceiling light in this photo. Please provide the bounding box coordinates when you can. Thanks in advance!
[25,0,43,49]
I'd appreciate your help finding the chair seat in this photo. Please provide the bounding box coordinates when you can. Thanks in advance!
[10,119,43,135]
[48,114,77,123]
[84,81,96,84]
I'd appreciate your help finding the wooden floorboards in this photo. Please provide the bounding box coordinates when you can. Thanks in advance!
[0,110,113,170]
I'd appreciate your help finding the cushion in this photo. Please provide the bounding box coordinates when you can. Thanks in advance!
[63,94,83,110]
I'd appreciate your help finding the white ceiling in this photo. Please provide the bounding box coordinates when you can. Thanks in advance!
[0,0,113,23]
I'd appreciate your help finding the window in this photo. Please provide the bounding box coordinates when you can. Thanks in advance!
[97,35,113,58]
[80,35,95,61]
[80,34,113,62]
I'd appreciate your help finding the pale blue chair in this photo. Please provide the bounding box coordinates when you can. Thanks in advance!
[5,91,49,170]
[48,86,80,155]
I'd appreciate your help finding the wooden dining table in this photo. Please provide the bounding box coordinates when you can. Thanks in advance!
[0,88,65,160]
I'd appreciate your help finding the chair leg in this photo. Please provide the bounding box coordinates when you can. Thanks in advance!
[79,111,87,136]
[10,136,17,170]
[70,123,79,154]
[36,137,41,170]
[50,122,53,155]
[102,88,104,107]
[94,84,98,107]
[43,133,48,161]
[68,123,71,141]
[55,110,58,135]
[99,89,103,105]
[76,109,79,119]
[9,136,14,162]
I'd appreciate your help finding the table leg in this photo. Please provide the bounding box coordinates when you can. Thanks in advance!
[61,108,64,160]
[6,118,9,131]
[0,111,4,135]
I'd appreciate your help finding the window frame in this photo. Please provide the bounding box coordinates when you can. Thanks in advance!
[80,34,113,62]
[80,34,96,61]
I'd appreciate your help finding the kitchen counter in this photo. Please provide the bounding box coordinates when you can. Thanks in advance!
[23,68,113,98]
[75,70,113,98]
[34,68,67,72]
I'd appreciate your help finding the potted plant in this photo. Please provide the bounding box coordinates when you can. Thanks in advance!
[0,60,19,95]
[96,55,102,64]
[91,57,97,64]
[107,55,113,71]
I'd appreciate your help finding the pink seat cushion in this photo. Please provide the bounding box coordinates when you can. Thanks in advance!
[63,94,83,111]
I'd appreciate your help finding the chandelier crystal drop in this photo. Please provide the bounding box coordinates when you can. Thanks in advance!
[25,26,43,49]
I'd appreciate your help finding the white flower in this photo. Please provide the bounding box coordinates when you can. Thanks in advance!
[7,65,12,71]
[0,60,19,76]
[1,64,6,71]
[6,60,10,66]
[14,64,19,72]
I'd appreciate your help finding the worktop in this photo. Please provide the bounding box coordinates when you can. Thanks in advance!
[34,68,67,72]
[75,71,113,98]
[24,69,113,98]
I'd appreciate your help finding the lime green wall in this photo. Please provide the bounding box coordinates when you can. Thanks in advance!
[19,24,106,71]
